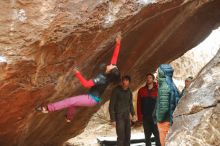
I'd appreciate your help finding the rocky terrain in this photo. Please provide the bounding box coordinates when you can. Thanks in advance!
[0,0,220,146]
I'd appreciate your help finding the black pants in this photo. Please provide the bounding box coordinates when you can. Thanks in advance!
[143,116,161,146]
[115,112,130,146]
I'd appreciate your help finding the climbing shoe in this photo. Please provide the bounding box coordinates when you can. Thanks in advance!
[35,106,49,114]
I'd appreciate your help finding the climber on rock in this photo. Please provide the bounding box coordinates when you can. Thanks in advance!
[36,33,122,122]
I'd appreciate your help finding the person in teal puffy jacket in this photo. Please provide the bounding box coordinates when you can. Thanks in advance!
[156,64,180,146]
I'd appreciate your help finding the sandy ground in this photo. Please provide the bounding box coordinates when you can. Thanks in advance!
[65,102,145,146]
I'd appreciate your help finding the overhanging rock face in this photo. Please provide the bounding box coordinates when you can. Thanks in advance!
[166,49,220,146]
[0,0,220,146]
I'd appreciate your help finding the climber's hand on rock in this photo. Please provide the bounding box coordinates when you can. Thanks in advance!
[73,67,80,74]
[69,66,79,74]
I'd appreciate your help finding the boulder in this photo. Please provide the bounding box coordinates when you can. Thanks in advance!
[0,0,220,145]
[166,49,220,146]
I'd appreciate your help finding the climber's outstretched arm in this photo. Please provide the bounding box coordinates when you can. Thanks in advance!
[74,71,95,88]
[110,34,121,65]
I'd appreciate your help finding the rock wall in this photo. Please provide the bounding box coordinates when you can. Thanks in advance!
[166,49,220,146]
[0,0,220,146]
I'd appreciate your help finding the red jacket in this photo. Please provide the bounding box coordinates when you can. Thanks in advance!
[137,82,158,121]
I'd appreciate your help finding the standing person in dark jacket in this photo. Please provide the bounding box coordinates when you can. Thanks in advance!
[137,73,161,146]
[109,75,136,146]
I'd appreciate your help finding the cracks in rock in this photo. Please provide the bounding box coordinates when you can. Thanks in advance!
[132,1,196,68]
[124,1,187,36]
[175,101,220,118]
[32,56,75,87]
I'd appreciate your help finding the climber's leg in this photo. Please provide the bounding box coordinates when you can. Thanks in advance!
[47,94,97,112]
[64,94,98,122]
[65,106,77,122]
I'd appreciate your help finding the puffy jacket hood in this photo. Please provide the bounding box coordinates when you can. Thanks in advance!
[159,64,174,78]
